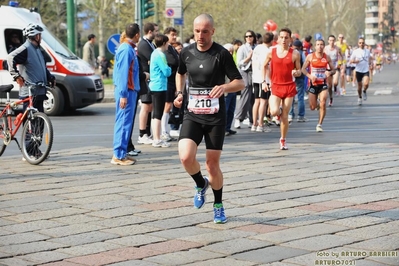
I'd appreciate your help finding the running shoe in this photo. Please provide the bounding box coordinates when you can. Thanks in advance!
[138,134,153,145]
[251,125,256,131]
[328,98,333,107]
[194,176,209,209]
[152,140,170,148]
[297,117,308,122]
[213,203,227,224]
[280,138,288,150]
[358,98,362,106]
[316,124,323,132]
[161,133,172,142]
[234,119,241,129]
[256,126,264,132]
[263,125,271,132]
[363,90,367,101]
[342,89,346,95]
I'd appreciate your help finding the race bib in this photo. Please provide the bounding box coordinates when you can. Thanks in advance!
[187,88,219,114]
[313,67,326,82]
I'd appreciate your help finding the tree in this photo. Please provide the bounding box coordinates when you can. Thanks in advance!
[318,0,352,35]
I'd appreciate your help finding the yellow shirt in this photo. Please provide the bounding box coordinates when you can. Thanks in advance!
[335,41,347,64]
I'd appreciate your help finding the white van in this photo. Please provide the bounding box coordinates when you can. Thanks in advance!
[0,3,104,115]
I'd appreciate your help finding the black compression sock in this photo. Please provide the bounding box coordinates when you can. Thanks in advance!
[213,187,223,204]
[191,171,205,188]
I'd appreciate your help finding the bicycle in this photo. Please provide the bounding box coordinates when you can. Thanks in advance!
[0,82,53,165]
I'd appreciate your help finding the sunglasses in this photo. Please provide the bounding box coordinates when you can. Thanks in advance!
[245,35,253,38]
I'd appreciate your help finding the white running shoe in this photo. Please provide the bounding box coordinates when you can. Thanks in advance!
[152,140,170,148]
[358,98,362,106]
[234,119,241,129]
[138,134,153,145]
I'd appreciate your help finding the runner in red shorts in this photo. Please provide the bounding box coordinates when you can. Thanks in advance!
[262,27,301,150]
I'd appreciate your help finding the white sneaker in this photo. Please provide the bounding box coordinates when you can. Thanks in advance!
[358,98,362,106]
[152,140,170,148]
[316,124,323,132]
[288,115,293,123]
[256,126,264,132]
[234,119,241,129]
[363,91,367,101]
[138,134,153,145]
[161,133,172,142]
[251,125,256,131]
[243,118,251,128]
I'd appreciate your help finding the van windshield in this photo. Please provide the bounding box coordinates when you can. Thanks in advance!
[42,29,79,59]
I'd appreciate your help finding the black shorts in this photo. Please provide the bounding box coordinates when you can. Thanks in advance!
[252,83,269,99]
[140,91,152,104]
[308,84,328,95]
[179,119,225,150]
[355,71,369,83]
[165,82,176,103]
[151,91,166,120]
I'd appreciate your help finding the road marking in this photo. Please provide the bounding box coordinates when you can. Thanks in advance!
[374,88,392,95]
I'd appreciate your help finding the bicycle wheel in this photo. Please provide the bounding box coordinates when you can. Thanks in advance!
[21,112,53,165]
[0,116,10,156]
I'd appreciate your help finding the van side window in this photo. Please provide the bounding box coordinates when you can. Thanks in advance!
[5,29,23,54]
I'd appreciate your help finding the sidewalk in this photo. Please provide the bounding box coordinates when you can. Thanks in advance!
[0,139,398,265]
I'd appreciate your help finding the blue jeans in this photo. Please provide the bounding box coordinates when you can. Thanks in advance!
[290,78,305,118]
[225,92,236,131]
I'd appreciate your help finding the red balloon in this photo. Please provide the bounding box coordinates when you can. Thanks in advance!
[266,19,277,31]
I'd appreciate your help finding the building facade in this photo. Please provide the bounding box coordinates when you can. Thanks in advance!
[365,0,399,46]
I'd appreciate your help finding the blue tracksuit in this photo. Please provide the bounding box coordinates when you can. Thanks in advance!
[113,40,140,159]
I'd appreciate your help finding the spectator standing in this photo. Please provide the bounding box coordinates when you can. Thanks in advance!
[7,23,55,113]
[223,43,237,136]
[234,30,256,129]
[161,27,180,141]
[111,23,141,166]
[137,22,158,145]
[83,34,97,70]
[7,23,56,160]
[149,34,172,147]
[289,40,307,122]
[251,32,273,132]
[99,56,111,79]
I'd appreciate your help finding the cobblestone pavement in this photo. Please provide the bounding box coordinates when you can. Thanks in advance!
[0,138,398,265]
[1,66,399,265]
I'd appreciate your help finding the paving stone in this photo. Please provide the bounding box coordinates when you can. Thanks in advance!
[143,249,225,265]
[282,234,359,251]
[0,220,63,233]
[56,242,123,256]
[202,238,272,255]
[0,241,67,256]
[108,261,159,266]
[369,208,399,220]
[0,257,36,266]
[316,208,374,219]
[106,234,166,247]
[49,231,119,246]
[232,246,309,264]
[185,258,257,266]
[16,251,70,264]
[179,229,256,245]
[0,232,50,246]
[345,235,399,250]
[325,215,390,228]
[253,223,348,244]
[336,220,399,239]
[148,226,215,239]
